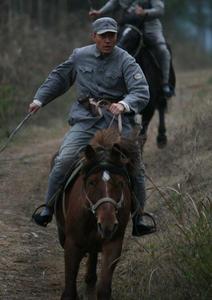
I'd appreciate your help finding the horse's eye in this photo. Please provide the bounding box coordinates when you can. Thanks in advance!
[118,181,124,188]
[87,179,96,187]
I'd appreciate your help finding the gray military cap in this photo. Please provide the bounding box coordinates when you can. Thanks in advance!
[92,17,118,34]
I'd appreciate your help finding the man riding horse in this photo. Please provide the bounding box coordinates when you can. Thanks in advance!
[89,0,174,98]
[29,17,156,236]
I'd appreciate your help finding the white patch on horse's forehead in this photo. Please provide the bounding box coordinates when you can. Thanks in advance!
[102,171,110,182]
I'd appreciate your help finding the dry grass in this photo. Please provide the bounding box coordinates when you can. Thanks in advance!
[118,69,212,300]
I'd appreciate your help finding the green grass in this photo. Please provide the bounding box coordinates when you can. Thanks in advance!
[167,192,212,299]
[0,84,15,121]
[207,75,212,85]
[0,84,17,138]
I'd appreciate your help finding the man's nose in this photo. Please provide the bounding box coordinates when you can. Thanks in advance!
[105,37,112,42]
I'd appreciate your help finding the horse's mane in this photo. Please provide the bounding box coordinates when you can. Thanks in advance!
[88,128,141,176]
[90,128,121,149]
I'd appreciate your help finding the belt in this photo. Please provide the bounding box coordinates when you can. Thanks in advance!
[78,97,120,116]
[78,97,123,133]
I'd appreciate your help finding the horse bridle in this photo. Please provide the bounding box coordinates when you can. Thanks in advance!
[85,193,124,216]
[121,24,144,58]
[83,163,130,216]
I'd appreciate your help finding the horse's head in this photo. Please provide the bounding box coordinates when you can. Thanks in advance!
[117,24,144,57]
[82,142,131,240]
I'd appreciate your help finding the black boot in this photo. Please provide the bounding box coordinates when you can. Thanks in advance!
[132,213,156,237]
[162,83,174,98]
[130,151,156,237]
[32,205,53,227]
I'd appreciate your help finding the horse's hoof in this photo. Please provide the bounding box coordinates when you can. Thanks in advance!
[60,293,70,300]
[61,297,79,300]
[157,135,167,148]
[61,291,79,300]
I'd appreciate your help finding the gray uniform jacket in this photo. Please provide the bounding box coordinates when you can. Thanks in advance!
[99,0,164,33]
[34,44,149,130]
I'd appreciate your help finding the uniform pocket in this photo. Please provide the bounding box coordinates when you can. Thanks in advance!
[78,65,94,80]
[78,65,93,73]
[104,71,122,88]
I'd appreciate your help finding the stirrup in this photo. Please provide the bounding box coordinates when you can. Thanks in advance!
[31,204,53,227]
[132,212,157,237]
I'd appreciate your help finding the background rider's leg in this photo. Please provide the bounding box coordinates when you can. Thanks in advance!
[144,31,172,97]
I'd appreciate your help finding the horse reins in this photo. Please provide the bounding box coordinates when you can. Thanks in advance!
[85,193,124,216]
[89,98,123,133]
[122,24,144,58]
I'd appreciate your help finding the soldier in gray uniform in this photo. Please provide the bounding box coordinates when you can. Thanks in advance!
[29,17,155,236]
[89,0,173,98]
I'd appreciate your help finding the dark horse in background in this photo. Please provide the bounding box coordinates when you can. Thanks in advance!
[118,24,176,148]
[55,128,140,300]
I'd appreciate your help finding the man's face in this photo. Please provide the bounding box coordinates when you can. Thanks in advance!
[92,32,117,55]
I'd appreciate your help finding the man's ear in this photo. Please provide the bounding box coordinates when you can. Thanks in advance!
[91,32,96,42]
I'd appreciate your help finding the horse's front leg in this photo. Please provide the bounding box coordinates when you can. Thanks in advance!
[85,251,98,300]
[141,106,155,150]
[97,239,123,300]
[157,104,167,148]
[61,238,84,300]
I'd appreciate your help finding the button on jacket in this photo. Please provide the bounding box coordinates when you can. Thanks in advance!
[34,44,149,130]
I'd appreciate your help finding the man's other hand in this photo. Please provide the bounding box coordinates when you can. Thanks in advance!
[89,10,101,19]
[135,5,146,16]
[28,102,41,114]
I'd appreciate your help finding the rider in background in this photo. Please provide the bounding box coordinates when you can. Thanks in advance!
[89,0,173,98]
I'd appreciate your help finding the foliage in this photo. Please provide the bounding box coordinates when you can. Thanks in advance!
[0,0,212,27]
[0,85,15,135]
[165,189,212,299]
[0,12,89,139]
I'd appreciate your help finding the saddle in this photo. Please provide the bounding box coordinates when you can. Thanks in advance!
[54,158,83,216]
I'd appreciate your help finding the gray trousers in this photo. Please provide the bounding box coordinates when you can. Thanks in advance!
[45,120,146,212]
[144,30,171,84]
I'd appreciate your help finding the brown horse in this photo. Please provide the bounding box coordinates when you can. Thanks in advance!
[55,128,140,300]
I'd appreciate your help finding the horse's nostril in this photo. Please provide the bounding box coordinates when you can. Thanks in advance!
[97,222,118,239]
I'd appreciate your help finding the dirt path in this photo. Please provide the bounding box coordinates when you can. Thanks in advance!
[0,70,211,299]
[0,136,65,299]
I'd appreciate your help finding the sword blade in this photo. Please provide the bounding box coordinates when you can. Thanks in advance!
[0,112,33,153]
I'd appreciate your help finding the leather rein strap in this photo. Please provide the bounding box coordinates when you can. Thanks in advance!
[85,194,124,215]
[88,98,123,134]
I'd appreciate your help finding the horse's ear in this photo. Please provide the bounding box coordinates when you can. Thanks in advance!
[111,144,129,164]
[84,145,96,161]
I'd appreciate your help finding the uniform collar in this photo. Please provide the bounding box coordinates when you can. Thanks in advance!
[94,45,116,59]
[94,46,102,57]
